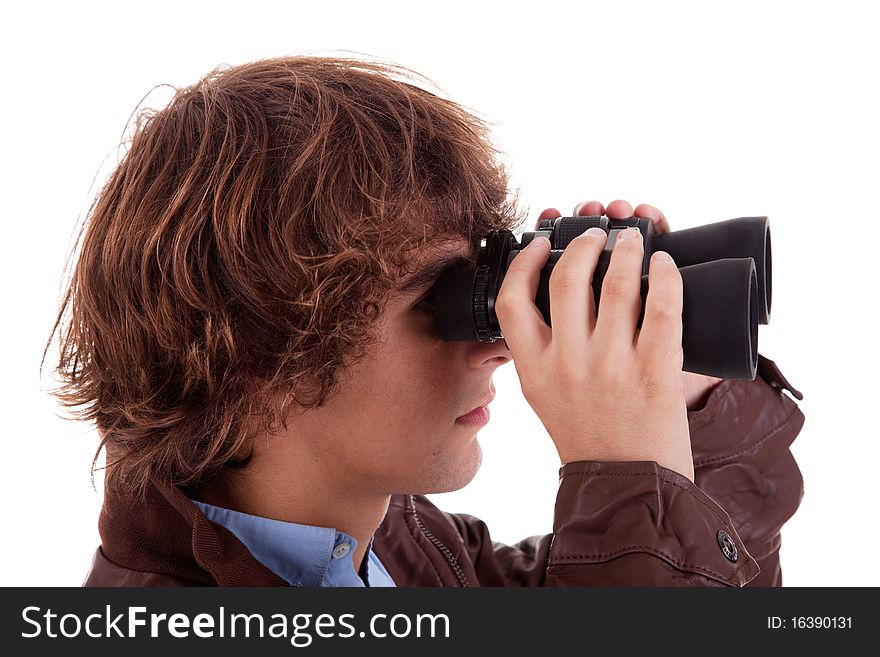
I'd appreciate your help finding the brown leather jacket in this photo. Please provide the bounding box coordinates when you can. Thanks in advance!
[84,355,804,587]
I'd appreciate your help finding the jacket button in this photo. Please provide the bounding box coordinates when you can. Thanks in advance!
[716,530,739,562]
[332,543,351,559]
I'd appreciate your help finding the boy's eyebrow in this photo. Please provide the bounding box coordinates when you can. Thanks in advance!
[396,253,477,295]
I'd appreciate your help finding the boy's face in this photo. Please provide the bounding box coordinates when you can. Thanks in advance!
[283,238,513,496]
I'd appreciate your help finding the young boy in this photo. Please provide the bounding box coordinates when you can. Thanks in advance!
[47,56,805,586]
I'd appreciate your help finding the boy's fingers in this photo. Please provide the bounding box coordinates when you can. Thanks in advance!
[574,200,605,216]
[537,207,561,223]
[605,199,635,219]
[591,228,644,353]
[495,238,553,367]
[634,203,671,234]
[547,227,607,355]
[637,251,684,370]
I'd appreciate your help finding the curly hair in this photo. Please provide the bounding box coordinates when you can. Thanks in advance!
[42,55,525,496]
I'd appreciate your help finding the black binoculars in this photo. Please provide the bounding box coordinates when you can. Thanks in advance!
[432,215,772,380]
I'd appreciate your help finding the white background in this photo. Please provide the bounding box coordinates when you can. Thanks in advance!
[2,0,876,586]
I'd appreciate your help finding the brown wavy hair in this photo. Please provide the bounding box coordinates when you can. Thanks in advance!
[43,55,525,496]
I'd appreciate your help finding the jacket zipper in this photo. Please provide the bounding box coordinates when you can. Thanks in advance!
[409,494,470,587]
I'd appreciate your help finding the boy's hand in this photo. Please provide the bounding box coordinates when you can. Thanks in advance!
[496,199,695,480]
[538,200,724,412]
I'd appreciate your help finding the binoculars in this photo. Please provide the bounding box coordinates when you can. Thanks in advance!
[432,215,772,380]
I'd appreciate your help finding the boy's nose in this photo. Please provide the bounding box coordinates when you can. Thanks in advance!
[471,339,512,370]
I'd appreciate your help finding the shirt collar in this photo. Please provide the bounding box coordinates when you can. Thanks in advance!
[192,500,394,587]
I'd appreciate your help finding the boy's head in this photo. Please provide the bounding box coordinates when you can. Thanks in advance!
[47,56,524,496]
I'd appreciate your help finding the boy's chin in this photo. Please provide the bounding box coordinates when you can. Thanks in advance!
[406,443,483,496]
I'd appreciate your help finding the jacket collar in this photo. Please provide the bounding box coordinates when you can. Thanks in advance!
[99,475,289,586]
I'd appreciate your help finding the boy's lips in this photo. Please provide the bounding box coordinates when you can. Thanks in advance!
[456,392,495,420]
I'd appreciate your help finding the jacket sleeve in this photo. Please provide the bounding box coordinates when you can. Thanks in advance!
[688,354,805,586]
[443,354,805,587]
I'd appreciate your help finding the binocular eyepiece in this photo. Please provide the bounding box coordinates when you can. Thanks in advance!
[432,215,772,380]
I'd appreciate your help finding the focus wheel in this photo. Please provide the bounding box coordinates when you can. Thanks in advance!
[473,265,492,342]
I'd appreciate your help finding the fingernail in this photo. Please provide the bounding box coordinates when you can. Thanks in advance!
[617,228,641,241]
[525,236,549,250]
[652,251,672,263]
[585,227,606,238]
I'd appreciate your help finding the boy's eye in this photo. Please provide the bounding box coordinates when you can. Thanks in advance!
[413,290,437,315]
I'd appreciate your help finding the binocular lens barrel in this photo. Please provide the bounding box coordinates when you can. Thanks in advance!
[434,216,772,381]
[652,216,771,325]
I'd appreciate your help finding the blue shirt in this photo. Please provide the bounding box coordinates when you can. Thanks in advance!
[192,501,396,587]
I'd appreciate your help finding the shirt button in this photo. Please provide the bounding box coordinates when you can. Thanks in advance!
[716,530,739,562]
[332,542,351,559]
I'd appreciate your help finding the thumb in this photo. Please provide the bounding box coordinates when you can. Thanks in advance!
[494,237,552,368]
